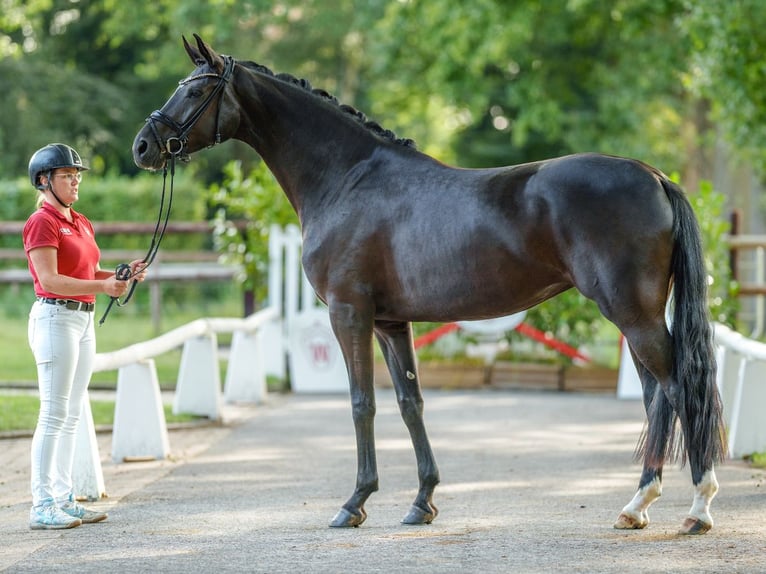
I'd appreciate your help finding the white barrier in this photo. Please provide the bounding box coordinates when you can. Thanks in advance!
[288,308,348,393]
[174,334,223,420]
[713,323,766,458]
[265,223,347,393]
[112,359,170,463]
[616,323,766,457]
[72,394,106,501]
[72,307,278,499]
[616,339,643,400]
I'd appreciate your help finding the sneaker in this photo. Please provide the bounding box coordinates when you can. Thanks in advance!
[61,500,108,524]
[30,504,82,530]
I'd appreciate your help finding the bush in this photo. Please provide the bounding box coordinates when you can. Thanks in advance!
[206,161,298,304]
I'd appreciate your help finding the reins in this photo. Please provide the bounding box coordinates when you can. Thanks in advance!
[98,153,176,325]
[99,56,234,325]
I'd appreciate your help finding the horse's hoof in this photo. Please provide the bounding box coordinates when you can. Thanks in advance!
[613,511,648,530]
[329,507,367,528]
[401,503,438,525]
[679,516,712,535]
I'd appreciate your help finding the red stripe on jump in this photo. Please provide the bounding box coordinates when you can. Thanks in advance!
[413,321,590,362]
[413,323,460,349]
[513,322,590,362]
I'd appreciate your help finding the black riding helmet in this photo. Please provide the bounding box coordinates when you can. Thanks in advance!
[28,143,89,190]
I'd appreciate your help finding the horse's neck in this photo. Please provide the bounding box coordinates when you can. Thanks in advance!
[233,72,378,217]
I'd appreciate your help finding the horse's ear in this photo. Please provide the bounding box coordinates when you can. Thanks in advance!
[193,33,223,72]
[183,35,205,67]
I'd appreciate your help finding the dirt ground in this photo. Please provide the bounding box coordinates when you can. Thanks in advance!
[1,389,764,573]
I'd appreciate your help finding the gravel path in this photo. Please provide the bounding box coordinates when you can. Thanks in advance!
[1,389,764,573]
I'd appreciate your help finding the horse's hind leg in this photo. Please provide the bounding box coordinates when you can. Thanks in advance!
[619,327,719,535]
[615,348,666,530]
[375,320,440,525]
[682,468,719,534]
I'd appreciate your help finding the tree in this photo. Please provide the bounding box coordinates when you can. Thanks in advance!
[681,0,766,178]
[364,0,693,172]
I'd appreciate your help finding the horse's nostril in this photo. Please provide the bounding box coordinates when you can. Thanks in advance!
[137,140,148,155]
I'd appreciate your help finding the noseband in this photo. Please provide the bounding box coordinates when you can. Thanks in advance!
[146,55,235,160]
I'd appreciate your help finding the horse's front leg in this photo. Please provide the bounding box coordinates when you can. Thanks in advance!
[327,299,378,528]
[375,320,439,525]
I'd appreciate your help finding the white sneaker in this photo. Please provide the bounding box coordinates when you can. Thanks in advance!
[61,500,108,524]
[29,502,82,530]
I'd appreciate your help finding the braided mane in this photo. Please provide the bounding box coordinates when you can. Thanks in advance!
[239,60,417,149]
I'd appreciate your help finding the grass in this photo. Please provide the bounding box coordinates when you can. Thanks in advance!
[0,393,200,433]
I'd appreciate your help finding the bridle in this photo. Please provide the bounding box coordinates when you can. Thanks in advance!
[145,55,235,160]
[99,56,235,325]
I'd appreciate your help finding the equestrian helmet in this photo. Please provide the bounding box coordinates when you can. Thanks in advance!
[28,143,89,190]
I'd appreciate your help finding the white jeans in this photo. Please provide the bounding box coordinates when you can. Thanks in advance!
[28,300,95,508]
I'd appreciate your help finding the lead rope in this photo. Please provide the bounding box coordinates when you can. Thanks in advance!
[99,153,176,325]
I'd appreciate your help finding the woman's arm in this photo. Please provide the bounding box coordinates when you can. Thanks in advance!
[29,247,129,298]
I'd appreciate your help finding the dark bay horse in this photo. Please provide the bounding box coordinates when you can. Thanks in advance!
[132,35,726,534]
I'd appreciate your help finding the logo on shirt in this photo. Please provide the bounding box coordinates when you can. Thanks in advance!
[60,227,72,235]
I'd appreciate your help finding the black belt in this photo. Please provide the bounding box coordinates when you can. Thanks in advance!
[37,297,95,312]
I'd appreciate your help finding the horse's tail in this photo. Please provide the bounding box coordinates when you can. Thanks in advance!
[644,177,726,474]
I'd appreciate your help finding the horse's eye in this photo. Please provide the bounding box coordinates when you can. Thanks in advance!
[188,88,203,98]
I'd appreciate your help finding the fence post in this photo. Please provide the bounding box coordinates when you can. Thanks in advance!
[288,307,348,393]
[112,359,170,462]
[224,328,268,403]
[72,393,107,500]
[715,343,743,426]
[727,358,766,458]
[174,333,223,420]
[616,339,642,399]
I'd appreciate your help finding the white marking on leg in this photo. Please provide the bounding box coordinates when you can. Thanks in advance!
[615,477,662,529]
[688,469,718,527]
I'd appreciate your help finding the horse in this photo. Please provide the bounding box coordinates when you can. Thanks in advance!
[132,34,726,534]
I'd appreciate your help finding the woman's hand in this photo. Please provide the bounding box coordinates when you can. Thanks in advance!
[128,259,148,283]
[103,275,130,298]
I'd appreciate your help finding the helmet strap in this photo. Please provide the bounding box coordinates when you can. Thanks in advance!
[43,172,73,208]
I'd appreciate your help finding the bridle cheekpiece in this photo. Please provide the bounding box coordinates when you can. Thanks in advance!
[146,55,235,161]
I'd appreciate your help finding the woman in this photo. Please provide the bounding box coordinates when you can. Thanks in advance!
[24,143,147,530]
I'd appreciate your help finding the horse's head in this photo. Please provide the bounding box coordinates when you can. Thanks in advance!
[132,34,238,170]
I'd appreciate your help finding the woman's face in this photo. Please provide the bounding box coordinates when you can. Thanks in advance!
[44,168,82,204]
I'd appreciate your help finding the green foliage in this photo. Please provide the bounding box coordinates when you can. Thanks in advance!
[748,451,766,469]
[520,291,607,364]
[683,177,739,326]
[207,161,298,303]
[366,0,689,169]
[3,0,766,192]
[0,170,209,250]
[682,0,766,177]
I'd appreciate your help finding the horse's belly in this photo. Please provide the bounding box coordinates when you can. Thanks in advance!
[375,262,569,322]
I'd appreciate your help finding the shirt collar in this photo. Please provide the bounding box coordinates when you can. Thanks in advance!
[41,201,81,223]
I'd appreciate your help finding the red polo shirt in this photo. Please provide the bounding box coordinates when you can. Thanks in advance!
[23,202,100,303]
